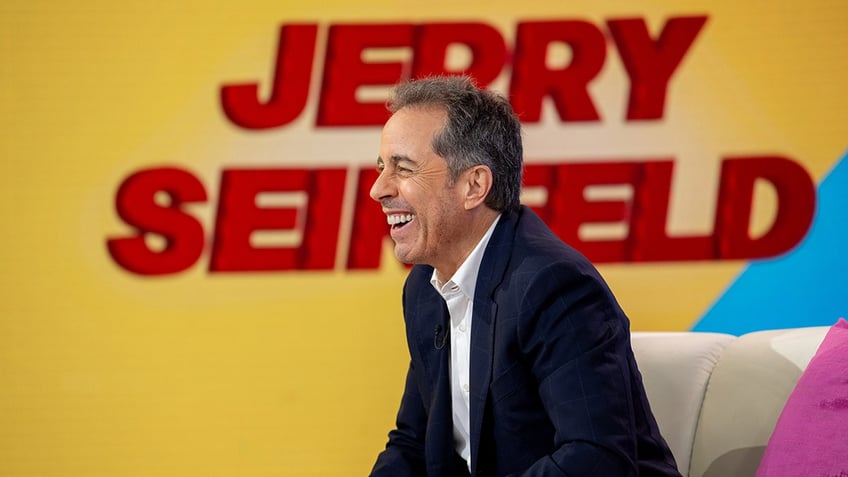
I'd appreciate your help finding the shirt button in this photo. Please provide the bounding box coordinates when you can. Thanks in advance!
[463,383,470,393]
[458,323,467,332]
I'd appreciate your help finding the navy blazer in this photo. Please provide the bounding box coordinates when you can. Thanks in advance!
[371,206,681,477]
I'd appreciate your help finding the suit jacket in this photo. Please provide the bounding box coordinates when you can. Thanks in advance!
[371,206,681,477]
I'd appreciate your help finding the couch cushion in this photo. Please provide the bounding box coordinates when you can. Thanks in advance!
[755,318,848,476]
[631,332,736,477]
[688,326,829,477]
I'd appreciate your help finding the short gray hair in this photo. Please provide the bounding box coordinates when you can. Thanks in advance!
[387,76,523,212]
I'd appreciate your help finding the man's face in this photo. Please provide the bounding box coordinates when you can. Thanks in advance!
[370,106,468,273]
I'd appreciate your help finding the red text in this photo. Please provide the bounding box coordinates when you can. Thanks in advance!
[220,16,708,128]
[106,156,815,275]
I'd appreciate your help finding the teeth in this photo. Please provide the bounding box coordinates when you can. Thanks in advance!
[387,214,415,225]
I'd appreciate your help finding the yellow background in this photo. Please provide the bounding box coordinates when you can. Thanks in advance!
[2,1,846,475]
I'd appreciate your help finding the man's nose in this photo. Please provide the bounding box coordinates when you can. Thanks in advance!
[370,170,394,202]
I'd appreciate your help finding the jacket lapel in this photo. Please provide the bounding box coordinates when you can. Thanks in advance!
[409,280,457,475]
[468,209,519,474]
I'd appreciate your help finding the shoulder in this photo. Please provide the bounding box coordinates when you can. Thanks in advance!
[507,207,601,281]
[401,265,439,314]
[492,207,621,314]
[404,264,435,291]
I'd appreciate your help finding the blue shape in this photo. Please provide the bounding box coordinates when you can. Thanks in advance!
[693,150,848,335]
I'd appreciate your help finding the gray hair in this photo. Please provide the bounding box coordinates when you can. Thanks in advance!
[387,76,523,212]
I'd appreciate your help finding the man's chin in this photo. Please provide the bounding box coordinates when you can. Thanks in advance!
[393,252,413,265]
[392,246,417,265]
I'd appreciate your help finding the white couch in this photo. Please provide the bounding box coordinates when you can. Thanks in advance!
[631,326,829,477]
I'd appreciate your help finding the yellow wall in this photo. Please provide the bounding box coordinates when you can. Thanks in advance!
[1,1,846,475]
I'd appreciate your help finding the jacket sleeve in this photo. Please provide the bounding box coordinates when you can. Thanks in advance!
[513,262,643,477]
[370,361,428,477]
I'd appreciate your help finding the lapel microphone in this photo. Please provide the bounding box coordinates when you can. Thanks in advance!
[434,324,448,350]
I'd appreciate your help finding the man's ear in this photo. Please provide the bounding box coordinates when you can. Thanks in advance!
[463,165,493,210]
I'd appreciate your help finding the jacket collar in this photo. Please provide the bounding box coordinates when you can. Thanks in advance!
[468,206,521,473]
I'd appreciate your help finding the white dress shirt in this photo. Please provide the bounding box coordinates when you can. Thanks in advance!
[430,215,500,471]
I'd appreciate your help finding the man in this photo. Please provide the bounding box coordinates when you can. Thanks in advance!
[369,76,681,477]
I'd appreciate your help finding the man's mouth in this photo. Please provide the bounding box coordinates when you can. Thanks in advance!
[388,213,415,230]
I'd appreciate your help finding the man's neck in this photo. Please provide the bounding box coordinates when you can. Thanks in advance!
[433,208,500,284]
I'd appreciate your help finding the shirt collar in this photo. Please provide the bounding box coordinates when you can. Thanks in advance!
[430,214,501,301]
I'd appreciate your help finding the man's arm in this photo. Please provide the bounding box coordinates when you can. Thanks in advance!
[370,362,428,477]
[513,261,652,477]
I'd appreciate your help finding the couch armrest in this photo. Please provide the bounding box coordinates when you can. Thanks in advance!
[631,331,736,477]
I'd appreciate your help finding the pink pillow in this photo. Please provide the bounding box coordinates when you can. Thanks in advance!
[756,318,848,477]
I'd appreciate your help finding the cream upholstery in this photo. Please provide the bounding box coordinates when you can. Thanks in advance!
[631,326,829,477]
[631,332,736,476]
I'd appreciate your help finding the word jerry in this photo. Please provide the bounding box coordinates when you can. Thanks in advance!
[221,16,708,128]
[106,156,815,275]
